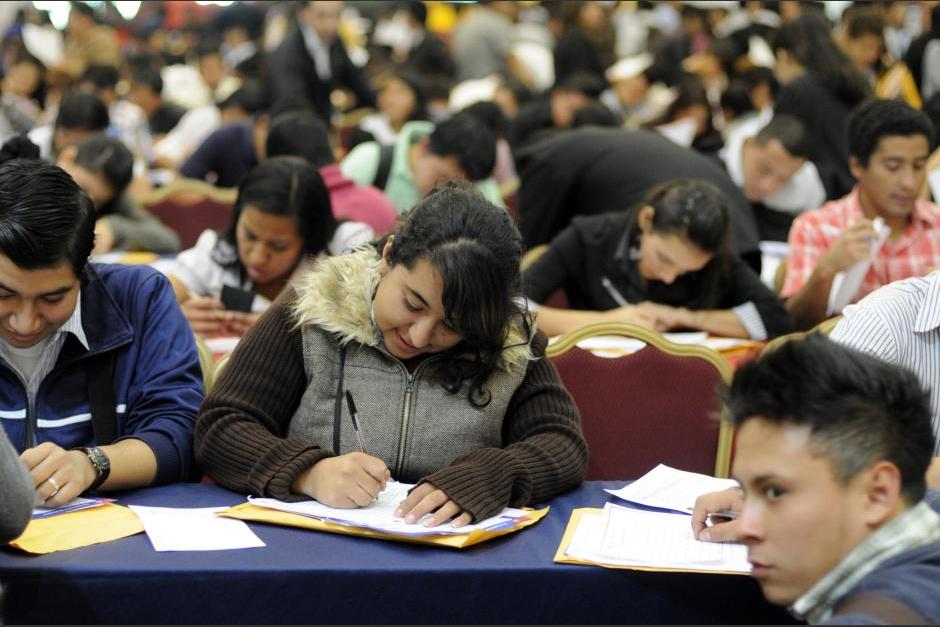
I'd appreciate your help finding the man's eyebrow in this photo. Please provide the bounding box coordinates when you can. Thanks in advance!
[0,282,74,297]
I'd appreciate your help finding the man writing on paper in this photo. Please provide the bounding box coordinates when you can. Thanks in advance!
[0,139,203,507]
[692,335,940,624]
[782,98,940,329]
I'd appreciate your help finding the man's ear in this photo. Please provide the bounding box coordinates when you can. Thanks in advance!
[377,236,395,276]
[860,460,905,528]
[849,155,865,182]
[637,205,655,232]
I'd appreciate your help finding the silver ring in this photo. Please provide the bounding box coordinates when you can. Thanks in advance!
[46,476,60,496]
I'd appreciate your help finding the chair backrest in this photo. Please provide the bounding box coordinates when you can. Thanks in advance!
[138,178,238,249]
[547,322,733,480]
[193,333,214,390]
[762,315,843,355]
[207,352,233,393]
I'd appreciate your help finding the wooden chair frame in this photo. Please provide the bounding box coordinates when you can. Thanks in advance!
[546,321,734,478]
[136,178,238,207]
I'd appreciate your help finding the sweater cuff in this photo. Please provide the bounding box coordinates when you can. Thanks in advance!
[264,447,335,502]
[420,448,528,522]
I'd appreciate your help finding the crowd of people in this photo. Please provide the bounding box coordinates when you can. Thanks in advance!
[2,1,940,624]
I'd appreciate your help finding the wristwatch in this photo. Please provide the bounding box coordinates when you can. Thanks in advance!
[78,446,111,492]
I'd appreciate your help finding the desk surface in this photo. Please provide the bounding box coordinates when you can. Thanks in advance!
[0,481,795,624]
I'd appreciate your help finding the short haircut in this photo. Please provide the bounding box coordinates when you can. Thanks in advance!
[265,110,334,167]
[727,333,935,503]
[572,101,620,128]
[55,92,109,132]
[403,0,427,25]
[848,98,935,166]
[844,7,885,40]
[427,113,496,181]
[0,138,96,277]
[79,64,119,91]
[218,81,270,115]
[132,66,163,96]
[754,115,812,160]
[556,70,606,99]
[73,134,134,201]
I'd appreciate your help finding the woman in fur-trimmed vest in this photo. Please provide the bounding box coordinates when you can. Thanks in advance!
[195,182,587,527]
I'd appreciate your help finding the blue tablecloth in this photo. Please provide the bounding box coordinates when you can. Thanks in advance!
[0,481,795,624]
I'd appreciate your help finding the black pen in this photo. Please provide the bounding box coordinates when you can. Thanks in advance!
[345,391,368,454]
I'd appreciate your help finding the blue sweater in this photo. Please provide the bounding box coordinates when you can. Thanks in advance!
[0,264,203,484]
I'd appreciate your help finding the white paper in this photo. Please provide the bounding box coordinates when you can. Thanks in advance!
[605,464,739,514]
[129,505,265,551]
[564,503,750,573]
[22,24,63,69]
[249,481,532,536]
[827,217,890,315]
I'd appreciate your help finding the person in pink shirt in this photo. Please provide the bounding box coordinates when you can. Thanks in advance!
[265,109,398,235]
[783,98,940,328]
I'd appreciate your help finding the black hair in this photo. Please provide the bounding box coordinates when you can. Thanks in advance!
[640,179,731,307]
[459,100,508,138]
[847,98,935,167]
[754,115,812,159]
[402,0,427,26]
[556,70,607,99]
[216,157,336,280]
[55,92,109,132]
[10,50,47,107]
[772,12,871,106]
[382,181,528,406]
[132,66,163,96]
[727,333,934,503]
[427,113,496,181]
[720,79,755,120]
[843,6,885,40]
[79,64,119,91]
[0,136,96,277]
[265,110,334,168]
[72,134,134,211]
[218,80,270,115]
[572,101,621,128]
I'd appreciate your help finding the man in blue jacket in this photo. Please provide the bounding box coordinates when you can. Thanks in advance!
[0,155,202,506]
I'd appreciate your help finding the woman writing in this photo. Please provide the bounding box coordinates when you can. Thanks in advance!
[523,180,793,339]
[157,156,373,336]
[195,183,586,527]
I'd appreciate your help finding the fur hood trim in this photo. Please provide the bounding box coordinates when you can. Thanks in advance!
[292,249,534,372]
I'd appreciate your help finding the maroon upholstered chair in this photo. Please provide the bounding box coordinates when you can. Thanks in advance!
[547,322,733,481]
[138,178,237,249]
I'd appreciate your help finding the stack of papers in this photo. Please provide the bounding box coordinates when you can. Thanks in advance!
[556,465,750,574]
[33,496,114,519]
[248,481,533,537]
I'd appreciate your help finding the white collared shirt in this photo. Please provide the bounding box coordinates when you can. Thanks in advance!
[831,272,940,454]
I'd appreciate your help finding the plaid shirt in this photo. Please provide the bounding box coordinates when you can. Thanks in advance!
[791,501,940,624]
[782,187,940,305]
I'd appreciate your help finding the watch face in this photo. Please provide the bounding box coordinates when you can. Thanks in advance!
[87,447,110,472]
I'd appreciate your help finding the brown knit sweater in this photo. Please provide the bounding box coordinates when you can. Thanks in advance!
[194,293,588,521]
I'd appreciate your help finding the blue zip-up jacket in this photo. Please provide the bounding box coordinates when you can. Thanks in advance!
[0,263,203,485]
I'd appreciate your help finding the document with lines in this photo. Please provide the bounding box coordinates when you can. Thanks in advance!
[249,481,532,536]
[564,502,751,573]
[605,464,739,514]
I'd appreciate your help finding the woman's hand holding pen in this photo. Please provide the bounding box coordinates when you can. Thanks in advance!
[395,482,474,528]
[604,304,658,329]
[691,486,745,542]
[292,453,390,508]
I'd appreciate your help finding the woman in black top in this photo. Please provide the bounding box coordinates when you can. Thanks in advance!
[522,180,794,339]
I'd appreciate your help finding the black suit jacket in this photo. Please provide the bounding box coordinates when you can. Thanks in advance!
[516,128,761,269]
[268,27,376,122]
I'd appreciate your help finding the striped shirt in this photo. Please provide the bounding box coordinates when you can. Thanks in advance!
[831,272,940,454]
[782,187,940,305]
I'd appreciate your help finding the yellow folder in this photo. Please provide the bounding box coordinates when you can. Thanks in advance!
[10,504,144,555]
[218,502,549,549]
[553,508,749,575]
